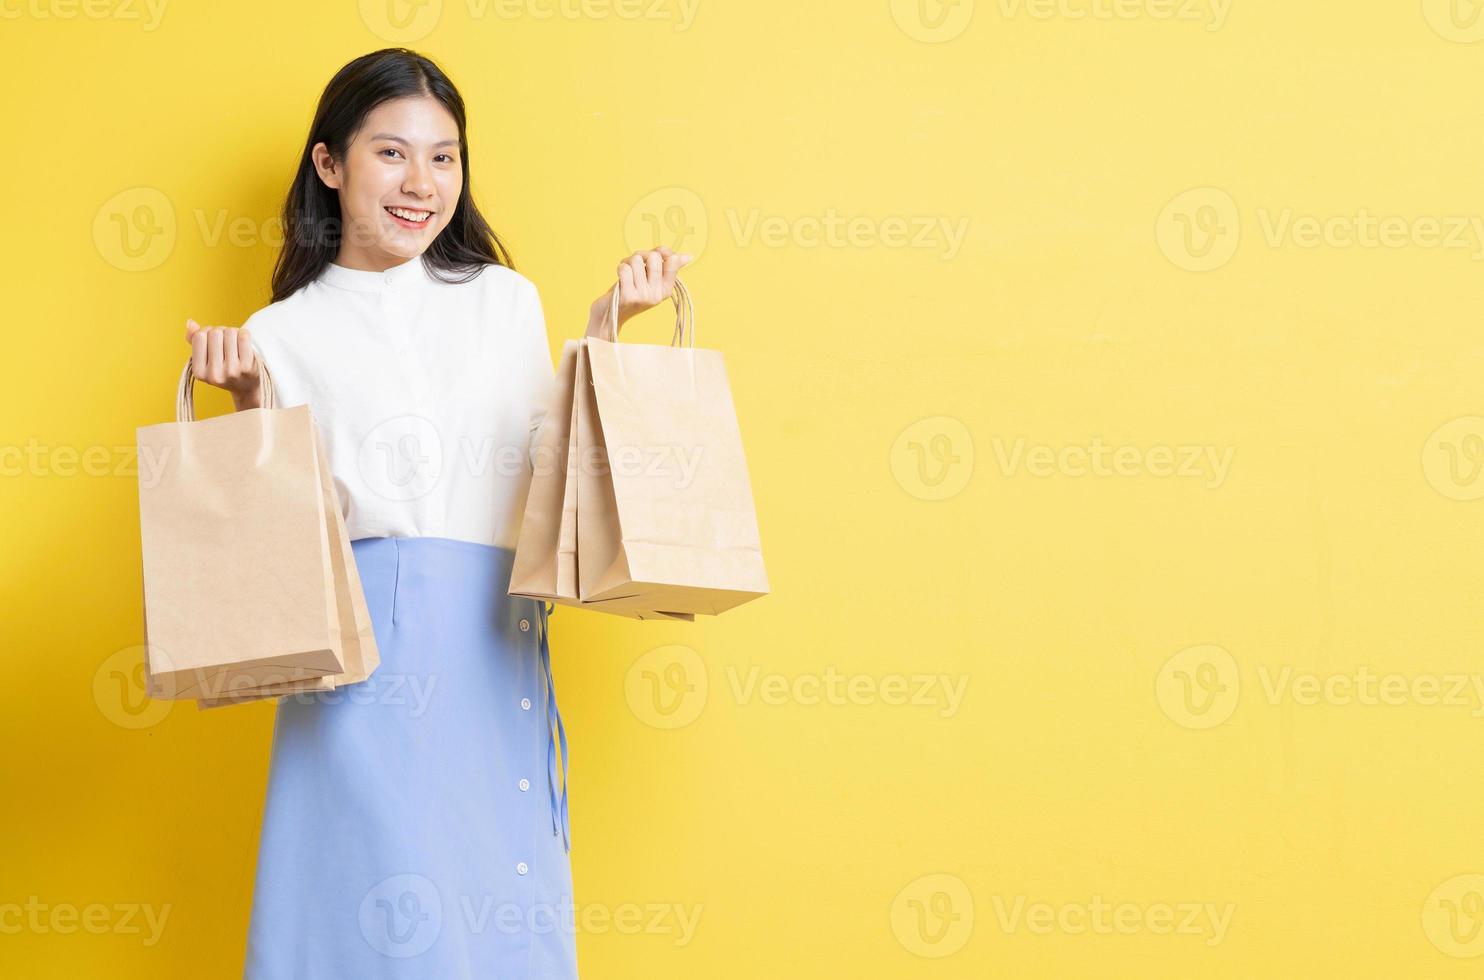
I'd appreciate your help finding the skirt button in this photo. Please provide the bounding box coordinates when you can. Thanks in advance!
[519,618,531,632]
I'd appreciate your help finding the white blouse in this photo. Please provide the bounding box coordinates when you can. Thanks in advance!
[244,254,554,551]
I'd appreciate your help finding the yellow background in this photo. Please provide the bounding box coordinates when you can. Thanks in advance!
[6,0,1484,976]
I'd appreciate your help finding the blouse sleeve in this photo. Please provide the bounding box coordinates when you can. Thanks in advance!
[519,278,556,471]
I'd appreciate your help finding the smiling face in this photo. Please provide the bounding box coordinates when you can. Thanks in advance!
[311,94,464,271]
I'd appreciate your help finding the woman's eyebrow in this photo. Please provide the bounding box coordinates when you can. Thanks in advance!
[370,133,460,148]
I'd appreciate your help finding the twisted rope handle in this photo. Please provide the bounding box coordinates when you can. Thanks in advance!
[599,276,695,347]
[174,345,278,422]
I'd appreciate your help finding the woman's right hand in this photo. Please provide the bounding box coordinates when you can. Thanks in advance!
[185,319,263,410]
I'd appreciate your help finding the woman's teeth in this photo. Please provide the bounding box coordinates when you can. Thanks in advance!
[386,206,432,224]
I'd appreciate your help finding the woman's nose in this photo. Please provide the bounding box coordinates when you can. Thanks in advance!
[403,159,435,197]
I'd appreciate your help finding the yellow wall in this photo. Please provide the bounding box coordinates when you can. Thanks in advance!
[6,0,1484,976]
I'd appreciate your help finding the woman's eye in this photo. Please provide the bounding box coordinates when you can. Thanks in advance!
[436,154,455,164]
[380,148,403,159]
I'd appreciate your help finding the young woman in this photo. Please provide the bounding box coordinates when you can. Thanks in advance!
[183,47,690,978]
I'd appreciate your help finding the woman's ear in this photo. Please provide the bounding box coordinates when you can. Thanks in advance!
[310,142,342,189]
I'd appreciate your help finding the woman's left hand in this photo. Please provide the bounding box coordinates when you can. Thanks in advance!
[586,247,694,339]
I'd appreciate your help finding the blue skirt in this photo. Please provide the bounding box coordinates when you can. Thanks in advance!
[243,536,576,979]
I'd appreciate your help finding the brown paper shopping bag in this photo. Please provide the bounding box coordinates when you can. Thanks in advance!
[510,341,583,604]
[577,279,769,616]
[196,423,382,709]
[509,340,697,621]
[137,354,348,700]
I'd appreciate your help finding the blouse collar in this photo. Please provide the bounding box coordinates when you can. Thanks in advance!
[319,253,431,293]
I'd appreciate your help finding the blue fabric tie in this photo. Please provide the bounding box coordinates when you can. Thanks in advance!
[538,601,570,853]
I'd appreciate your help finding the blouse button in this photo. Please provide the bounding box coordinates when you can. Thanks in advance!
[518,778,530,792]
[519,618,530,632]
[516,862,529,876]
[520,697,531,711]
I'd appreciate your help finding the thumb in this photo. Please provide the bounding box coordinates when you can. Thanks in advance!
[184,318,201,342]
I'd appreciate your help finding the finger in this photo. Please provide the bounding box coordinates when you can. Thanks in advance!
[643,250,664,293]
[625,255,646,299]
[617,261,637,301]
[223,328,241,380]
[207,327,225,384]
[238,327,256,378]
[190,327,209,379]
[662,251,684,283]
[185,318,201,343]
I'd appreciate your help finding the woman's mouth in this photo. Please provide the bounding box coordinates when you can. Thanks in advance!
[385,205,434,229]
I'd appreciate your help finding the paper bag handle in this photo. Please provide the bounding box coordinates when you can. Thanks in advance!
[175,345,279,422]
[597,276,695,347]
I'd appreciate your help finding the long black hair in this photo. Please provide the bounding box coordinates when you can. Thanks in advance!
[270,48,515,303]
